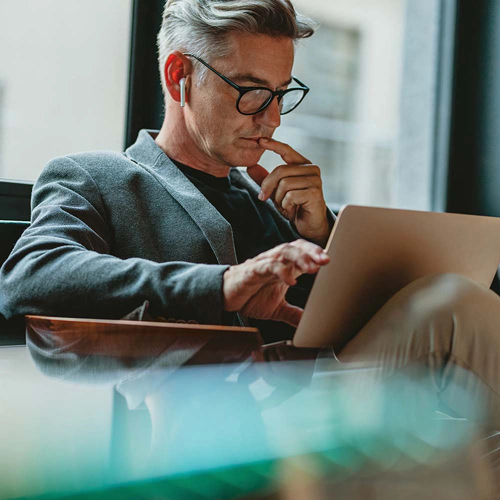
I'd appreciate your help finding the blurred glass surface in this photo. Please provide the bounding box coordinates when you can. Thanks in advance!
[0,0,132,181]
[0,324,496,499]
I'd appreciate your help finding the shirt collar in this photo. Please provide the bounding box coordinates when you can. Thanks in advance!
[124,129,164,167]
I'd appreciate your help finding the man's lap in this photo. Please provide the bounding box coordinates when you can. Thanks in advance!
[338,273,500,424]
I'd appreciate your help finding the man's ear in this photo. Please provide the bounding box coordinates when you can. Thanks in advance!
[163,51,190,105]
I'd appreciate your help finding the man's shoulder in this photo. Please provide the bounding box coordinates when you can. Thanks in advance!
[32,149,160,204]
[43,130,163,180]
[47,150,131,171]
[40,148,152,184]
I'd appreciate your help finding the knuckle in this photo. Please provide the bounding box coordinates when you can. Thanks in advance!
[291,239,307,250]
[272,165,285,177]
[273,243,291,258]
[278,176,291,190]
[283,191,296,204]
[276,254,287,264]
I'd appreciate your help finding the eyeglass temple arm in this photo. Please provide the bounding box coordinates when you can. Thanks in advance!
[183,53,241,92]
[292,76,309,90]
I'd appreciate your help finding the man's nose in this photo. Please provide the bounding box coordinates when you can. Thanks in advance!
[254,97,281,129]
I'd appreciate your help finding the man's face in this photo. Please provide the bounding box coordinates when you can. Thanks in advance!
[185,33,295,168]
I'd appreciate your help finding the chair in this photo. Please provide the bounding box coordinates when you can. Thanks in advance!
[0,179,33,345]
[0,220,30,345]
[0,179,32,221]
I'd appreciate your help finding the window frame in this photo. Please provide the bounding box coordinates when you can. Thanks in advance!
[125,0,165,149]
[446,0,500,217]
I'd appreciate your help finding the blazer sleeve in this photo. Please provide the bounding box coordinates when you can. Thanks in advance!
[0,157,229,323]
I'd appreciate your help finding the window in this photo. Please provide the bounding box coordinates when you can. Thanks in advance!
[2,0,453,213]
[0,0,132,181]
[259,0,451,211]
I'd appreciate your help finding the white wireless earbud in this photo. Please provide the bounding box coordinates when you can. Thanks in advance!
[179,77,186,108]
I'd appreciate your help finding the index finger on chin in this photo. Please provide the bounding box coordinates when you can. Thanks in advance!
[259,137,310,164]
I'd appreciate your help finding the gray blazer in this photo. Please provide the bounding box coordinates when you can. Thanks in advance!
[0,130,302,324]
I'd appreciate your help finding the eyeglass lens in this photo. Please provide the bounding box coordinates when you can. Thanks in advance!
[238,89,305,115]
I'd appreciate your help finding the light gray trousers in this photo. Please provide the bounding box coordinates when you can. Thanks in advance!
[338,273,500,425]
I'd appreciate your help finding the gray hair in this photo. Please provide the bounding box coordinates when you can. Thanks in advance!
[157,0,316,88]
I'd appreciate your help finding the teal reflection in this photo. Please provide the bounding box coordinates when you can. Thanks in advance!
[11,329,489,499]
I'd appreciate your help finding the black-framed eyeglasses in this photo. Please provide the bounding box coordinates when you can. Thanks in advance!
[184,53,309,116]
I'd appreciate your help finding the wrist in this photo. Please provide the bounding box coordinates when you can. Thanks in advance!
[309,228,330,247]
[314,208,335,247]
[303,217,331,247]
[222,265,239,312]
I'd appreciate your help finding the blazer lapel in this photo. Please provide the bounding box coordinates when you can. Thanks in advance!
[126,132,237,266]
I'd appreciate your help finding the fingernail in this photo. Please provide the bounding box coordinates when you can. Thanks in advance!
[258,192,264,201]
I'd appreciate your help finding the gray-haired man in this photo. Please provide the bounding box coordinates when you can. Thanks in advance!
[2,0,500,423]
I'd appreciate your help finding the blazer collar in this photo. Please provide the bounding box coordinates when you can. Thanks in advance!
[125,130,237,266]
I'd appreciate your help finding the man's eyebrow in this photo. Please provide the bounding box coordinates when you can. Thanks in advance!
[230,73,293,88]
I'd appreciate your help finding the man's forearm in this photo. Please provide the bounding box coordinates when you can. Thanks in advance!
[0,157,230,324]
[0,242,229,323]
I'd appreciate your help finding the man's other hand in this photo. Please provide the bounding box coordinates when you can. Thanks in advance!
[247,138,332,247]
[223,240,329,327]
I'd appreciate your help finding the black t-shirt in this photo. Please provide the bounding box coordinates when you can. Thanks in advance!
[173,160,314,343]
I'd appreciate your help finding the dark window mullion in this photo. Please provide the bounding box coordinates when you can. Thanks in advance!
[125,0,165,149]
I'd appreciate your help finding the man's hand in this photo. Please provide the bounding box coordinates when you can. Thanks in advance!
[223,240,329,327]
[247,138,332,247]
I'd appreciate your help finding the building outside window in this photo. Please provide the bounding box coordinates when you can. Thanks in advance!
[260,0,446,211]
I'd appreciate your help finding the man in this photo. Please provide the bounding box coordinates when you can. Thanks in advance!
[1,0,333,343]
[1,0,500,420]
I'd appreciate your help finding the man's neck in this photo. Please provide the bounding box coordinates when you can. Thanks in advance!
[155,116,231,178]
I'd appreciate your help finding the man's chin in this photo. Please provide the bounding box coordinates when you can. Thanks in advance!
[231,147,265,167]
[240,153,265,167]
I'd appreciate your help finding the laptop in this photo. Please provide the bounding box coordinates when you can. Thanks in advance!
[293,205,500,350]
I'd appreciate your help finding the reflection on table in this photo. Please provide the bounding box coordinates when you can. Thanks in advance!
[0,317,495,499]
